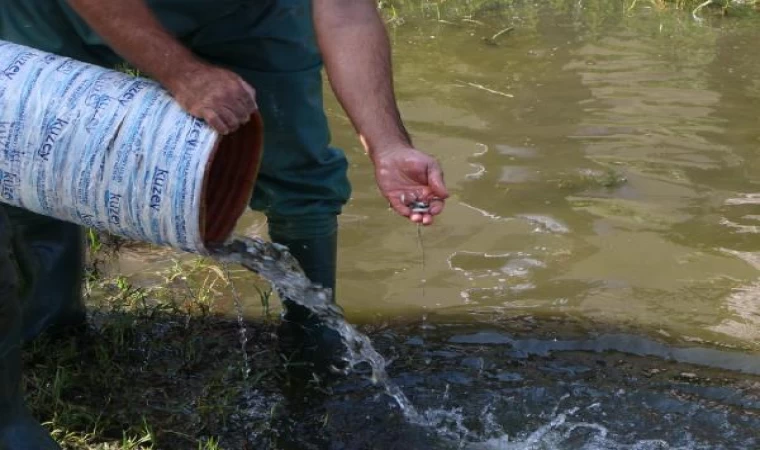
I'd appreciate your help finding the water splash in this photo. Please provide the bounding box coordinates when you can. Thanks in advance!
[222,262,251,380]
[211,236,727,450]
[211,236,423,421]
[417,404,711,450]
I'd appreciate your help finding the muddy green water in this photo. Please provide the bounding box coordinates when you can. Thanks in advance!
[336,2,760,351]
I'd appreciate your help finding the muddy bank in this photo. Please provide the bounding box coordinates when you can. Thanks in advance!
[23,283,759,449]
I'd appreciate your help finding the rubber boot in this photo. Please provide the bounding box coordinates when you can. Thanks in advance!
[0,343,60,450]
[268,216,348,376]
[4,206,87,342]
[0,210,61,450]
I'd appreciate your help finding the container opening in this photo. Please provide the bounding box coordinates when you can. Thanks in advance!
[201,113,264,246]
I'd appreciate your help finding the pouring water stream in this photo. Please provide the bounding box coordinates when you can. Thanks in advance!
[222,263,252,380]
[211,235,424,423]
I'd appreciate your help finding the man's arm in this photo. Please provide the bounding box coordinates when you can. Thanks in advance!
[313,0,409,158]
[66,0,257,134]
[313,0,448,224]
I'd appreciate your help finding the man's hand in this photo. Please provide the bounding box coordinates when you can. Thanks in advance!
[66,0,257,135]
[163,63,257,135]
[314,0,449,225]
[373,147,448,226]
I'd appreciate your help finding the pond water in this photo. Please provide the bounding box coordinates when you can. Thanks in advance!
[111,1,760,448]
[117,0,760,352]
[329,0,760,352]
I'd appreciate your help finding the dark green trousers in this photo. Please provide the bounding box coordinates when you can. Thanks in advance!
[0,0,351,336]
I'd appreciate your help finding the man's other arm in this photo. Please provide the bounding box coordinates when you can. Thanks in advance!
[313,0,448,224]
[66,0,257,134]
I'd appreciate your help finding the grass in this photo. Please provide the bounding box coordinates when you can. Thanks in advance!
[22,232,285,449]
[377,0,759,22]
[629,0,759,13]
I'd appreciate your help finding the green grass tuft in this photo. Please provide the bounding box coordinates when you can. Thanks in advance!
[23,234,284,449]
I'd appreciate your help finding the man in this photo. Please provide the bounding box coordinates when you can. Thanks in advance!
[0,0,447,448]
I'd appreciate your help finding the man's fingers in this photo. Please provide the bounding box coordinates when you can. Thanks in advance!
[428,199,445,215]
[410,212,433,225]
[229,85,255,123]
[231,99,252,124]
[389,196,412,217]
[239,80,258,112]
[166,65,260,134]
[217,107,242,134]
[427,163,449,200]
[201,109,229,135]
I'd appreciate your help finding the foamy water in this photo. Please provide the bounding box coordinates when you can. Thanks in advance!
[418,404,713,450]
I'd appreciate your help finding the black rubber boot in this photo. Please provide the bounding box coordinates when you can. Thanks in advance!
[0,210,61,450]
[268,216,348,377]
[4,206,87,342]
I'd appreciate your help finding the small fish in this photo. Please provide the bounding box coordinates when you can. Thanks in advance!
[410,201,430,214]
